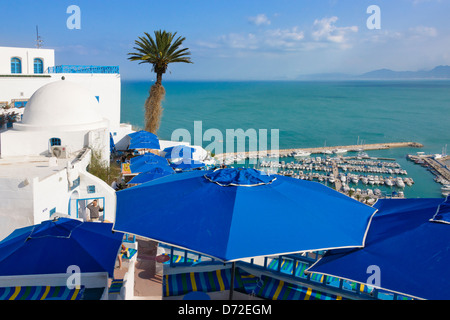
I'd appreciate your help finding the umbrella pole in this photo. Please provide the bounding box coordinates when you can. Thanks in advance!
[229,262,235,300]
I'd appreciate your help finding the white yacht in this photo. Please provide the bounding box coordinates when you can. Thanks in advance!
[294,151,311,158]
[441,185,450,196]
[357,151,369,159]
[396,178,405,188]
[333,149,348,154]
[385,178,394,187]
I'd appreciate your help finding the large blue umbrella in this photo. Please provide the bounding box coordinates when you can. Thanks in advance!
[128,131,160,150]
[129,137,160,150]
[129,153,169,174]
[130,153,168,166]
[114,168,377,262]
[0,218,123,278]
[128,130,158,140]
[128,166,175,184]
[307,197,450,300]
[163,145,196,160]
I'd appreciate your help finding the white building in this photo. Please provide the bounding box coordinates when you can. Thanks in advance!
[0,46,132,146]
[0,46,133,241]
[0,45,212,241]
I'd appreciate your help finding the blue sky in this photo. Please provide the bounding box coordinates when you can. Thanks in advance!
[1,0,450,80]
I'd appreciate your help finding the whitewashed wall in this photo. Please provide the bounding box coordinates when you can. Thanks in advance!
[0,47,55,75]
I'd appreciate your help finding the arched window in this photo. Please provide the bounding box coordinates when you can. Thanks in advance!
[11,57,21,74]
[34,58,43,74]
[50,137,61,146]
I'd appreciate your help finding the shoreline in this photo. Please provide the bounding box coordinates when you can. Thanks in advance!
[214,142,423,160]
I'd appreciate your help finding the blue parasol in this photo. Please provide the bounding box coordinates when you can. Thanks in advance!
[128,166,175,184]
[128,131,160,150]
[114,168,377,262]
[0,218,123,278]
[163,145,196,160]
[128,130,158,140]
[307,197,450,300]
[129,153,169,174]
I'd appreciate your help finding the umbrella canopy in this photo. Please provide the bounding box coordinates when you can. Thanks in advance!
[128,131,160,150]
[163,145,196,160]
[130,153,168,166]
[170,159,206,171]
[0,218,123,278]
[128,166,175,184]
[307,197,450,300]
[128,130,158,140]
[129,137,160,150]
[129,153,170,174]
[114,168,377,262]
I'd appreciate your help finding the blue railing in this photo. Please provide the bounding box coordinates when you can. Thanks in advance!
[47,65,119,74]
[162,246,416,300]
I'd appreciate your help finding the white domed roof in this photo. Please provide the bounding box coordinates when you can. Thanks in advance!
[17,80,104,131]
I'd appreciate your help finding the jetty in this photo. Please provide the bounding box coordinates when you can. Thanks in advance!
[408,154,450,183]
[331,160,342,192]
[215,142,423,161]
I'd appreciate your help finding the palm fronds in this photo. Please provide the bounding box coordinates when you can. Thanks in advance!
[128,30,192,80]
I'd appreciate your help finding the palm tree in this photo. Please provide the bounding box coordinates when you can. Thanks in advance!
[128,30,193,134]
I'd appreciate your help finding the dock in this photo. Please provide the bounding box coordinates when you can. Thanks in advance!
[331,160,342,192]
[408,154,450,183]
[215,142,423,161]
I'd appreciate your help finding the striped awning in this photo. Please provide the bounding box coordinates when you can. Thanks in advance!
[0,285,84,300]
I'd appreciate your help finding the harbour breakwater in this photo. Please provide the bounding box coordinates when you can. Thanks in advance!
[214,142,423,161]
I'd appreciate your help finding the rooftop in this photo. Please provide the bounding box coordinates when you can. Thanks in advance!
[0,155,71,181]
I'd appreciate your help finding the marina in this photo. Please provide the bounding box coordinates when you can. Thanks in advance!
[214,142,425,203]
[258,155,411,202]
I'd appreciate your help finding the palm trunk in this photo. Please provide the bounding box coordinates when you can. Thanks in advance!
[144,82,165,134]
[156,72,163,86]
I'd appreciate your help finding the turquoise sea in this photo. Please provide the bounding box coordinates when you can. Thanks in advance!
[121,80,450,198]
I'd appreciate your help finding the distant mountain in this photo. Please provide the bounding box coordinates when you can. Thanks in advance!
[359,66,450,79]
[297,66,450,80]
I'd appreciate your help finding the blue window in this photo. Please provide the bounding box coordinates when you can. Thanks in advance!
[34,58,43,74]
[50,137,61,146]
[11,58,22,74]
[87,185,96,194]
